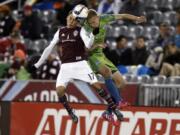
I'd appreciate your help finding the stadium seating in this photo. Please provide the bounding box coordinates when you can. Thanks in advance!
[122,74,151,84]
[139,75,151,83]
[106,25,113,38]
[25,39,48,55]
[166,76,180,84]
[128,26,144,39]
[97,74,180,85]
[122,74,180,85]
[164,11,177,25]
[127,41,133,47]
[34,39,48,52]
[17,4,178,57]
[110,25,128,38]
[143,26,159,40]
[144,0,158,11]
[41,24,52,39]
[173,0,180,10]
[146,40,156,49]
[169,26,176,36]
[152,75,167,84]
[11,10,20,20]
[34,9,42,18]
[117,65,128,74]
[122,74,133,82]
[106,38,116,49]
[24,39,34,55]
[41,10,57,24]
[148,11,164,25]
[157,0,173,11]
[98,74,180,85]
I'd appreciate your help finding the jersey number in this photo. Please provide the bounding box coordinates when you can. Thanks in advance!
[88,73,95,80]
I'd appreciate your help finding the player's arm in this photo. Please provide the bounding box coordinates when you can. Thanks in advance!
[80,27,104,51]
[34,30,59,68]
[80,27,94,50]
[114,14,146,24]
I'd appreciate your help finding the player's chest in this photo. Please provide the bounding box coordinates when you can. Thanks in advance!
[96,24,106,36]
[94,28,106,41]
[59,29,80,43]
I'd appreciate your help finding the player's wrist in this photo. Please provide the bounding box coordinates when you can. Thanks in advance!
[34,64,39,69]
[136,17,140,21]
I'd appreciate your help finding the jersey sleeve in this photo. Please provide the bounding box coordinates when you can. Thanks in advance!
[80,27,94,49]
[101,14,116,24]
[34,30,59,68]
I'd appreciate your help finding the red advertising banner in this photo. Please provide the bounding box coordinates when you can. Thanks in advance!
[0,80,139,105]
[10,102,180,135]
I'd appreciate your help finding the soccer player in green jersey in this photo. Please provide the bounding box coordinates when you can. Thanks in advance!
[84,9,146,122]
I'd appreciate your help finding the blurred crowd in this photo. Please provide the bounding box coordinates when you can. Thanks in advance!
[0,0,180,80]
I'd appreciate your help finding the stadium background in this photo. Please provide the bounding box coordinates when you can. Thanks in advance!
[0,0,180,135]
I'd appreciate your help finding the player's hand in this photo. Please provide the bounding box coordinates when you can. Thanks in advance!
[97,44,105,49]
[29,65,37,73]
[136,16,147,24]
[90,44,105,51]
[32,65,37,71]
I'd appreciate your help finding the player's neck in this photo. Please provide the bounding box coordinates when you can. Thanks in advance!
[67,25,76,28]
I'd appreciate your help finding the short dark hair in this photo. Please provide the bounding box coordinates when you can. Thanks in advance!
[163,43,176,56]
[116,35,127,42]
[137,36,145,40]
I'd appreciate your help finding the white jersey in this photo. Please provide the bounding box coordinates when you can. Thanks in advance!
[34,27,94,68]
[34,27,96,88]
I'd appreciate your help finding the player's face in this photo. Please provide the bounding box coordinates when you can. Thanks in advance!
[160,24,169,35]
[67,14,78,28]
[24,10,32,16]
[136,38,145,48]
[168,45,177,54]
[117,38,127,48]
[88,15,99,28]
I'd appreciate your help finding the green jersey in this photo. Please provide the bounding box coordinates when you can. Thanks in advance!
[84,14,115,54]
[84,14,118,73]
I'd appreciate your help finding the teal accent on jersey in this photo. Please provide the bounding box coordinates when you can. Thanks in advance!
[94,14,115,44]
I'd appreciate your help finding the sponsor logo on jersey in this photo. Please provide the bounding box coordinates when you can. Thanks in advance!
[76,56,82,60]
[73,30,78,37]
[61,33,65,37]
[67,34,70,39]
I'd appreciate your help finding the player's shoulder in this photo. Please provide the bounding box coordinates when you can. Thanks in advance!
[59,26,67,31]
[99,14,115,24]
[59,26,81,31]
[100,14,114,18]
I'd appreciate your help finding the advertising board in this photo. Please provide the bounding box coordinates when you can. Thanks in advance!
[10,102,180,135]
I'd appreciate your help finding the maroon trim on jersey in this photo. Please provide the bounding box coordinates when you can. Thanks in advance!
[57,26,87,63]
